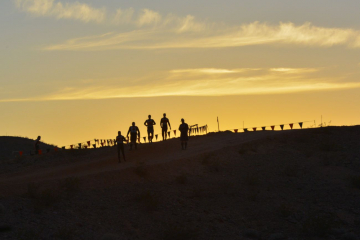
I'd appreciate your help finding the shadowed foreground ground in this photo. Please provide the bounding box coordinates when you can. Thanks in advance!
[1,126,360,240]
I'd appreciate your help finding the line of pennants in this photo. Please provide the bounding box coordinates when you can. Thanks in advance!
[21,121,310,157]
[231,122,305,133]
[189,125,208,134]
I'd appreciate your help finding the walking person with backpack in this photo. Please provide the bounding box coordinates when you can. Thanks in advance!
[179,119,189,150]
[127,122,140,150]
[160,113,171,141]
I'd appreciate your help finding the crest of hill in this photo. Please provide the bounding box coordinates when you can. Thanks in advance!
[0,136,54,161]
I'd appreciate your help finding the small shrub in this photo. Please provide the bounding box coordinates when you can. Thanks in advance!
[278,204,293,218]
[243,229,260,239]
[302,213,337,237]
[350,175,360,189]
[101,233,120,240]
[56,227,75,240]
[319,142,340,152]
[61,177,80,196]
[175,174,188,184]
[26,183,40,199]
[16,228,39,240]
[134,191,159,211]
[163,224,199,240]
[189,187,204,199]
[244,174,259,187]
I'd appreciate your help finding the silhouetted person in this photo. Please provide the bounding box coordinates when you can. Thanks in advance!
[144,115,156,143]
[116,131,127,163]
[160,113,171,141]
[34,136,41,154]
[127,122,140,150]
[179,119,189,150]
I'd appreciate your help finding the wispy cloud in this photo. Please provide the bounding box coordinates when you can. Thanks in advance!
[42,21,360,51]
[2,67,359,102]
[15,0,106,23]
[137,9,162,26]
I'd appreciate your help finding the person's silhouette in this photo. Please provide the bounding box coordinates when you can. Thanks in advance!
[34,136,41,154]
[116,131,127,163]
[179,119,189,150]
[160,113,171,141]
[144,115,156,143]
[127,122,140,150]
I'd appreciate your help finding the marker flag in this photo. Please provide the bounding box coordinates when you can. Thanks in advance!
[19,151,23,156]
[299,122,303,129]
[168,131,171,137]
[70,145,73,149]
[253,127,257,131]
[244,128,248,132]
[87,141,91,146]
[174,130,176,136]
[38,150,42,155]
[271,126,275,131]
[234,129,238,133]
[289,123,293,129]
[280,124,284,130]
[262,127,266,131]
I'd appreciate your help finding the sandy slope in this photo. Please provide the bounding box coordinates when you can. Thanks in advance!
[1,127,360,240]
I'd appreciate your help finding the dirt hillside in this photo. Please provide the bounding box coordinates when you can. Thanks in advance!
[1,126,360,240]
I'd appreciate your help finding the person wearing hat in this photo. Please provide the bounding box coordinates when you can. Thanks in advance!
[179,118,189,150]
[160,113,171,141]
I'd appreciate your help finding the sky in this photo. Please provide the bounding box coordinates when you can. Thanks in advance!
[1,0,360,146]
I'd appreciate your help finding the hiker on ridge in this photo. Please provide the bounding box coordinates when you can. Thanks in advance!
[116,131,127,163]
[34,136,41,154]
[179,118,189,150]
[144,115,156,143]
[160,113,171,141]
[127,122,140,150]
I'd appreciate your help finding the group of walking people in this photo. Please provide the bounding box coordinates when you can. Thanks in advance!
[33,114,189,163]
[115,114,190,163]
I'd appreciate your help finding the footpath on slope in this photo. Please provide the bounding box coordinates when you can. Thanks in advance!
[0,130,284,191]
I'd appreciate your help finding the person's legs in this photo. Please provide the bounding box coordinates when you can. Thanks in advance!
[117,145,121,162]
[121,145,125,161]
[163,128,167,140]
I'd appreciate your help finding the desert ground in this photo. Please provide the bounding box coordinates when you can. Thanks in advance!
[1,126,360,240]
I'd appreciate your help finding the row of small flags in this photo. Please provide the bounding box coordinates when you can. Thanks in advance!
[232,122,304,133]
[189,125,208,134]
[18,122,303,156]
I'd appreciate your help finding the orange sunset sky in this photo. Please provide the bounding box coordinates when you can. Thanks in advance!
[1,0,360,146]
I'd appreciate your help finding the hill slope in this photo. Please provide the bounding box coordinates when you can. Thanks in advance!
[0,136,54,161]
[1,126,360,240]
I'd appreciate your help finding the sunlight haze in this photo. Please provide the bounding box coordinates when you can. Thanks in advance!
[1,0,360,146]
